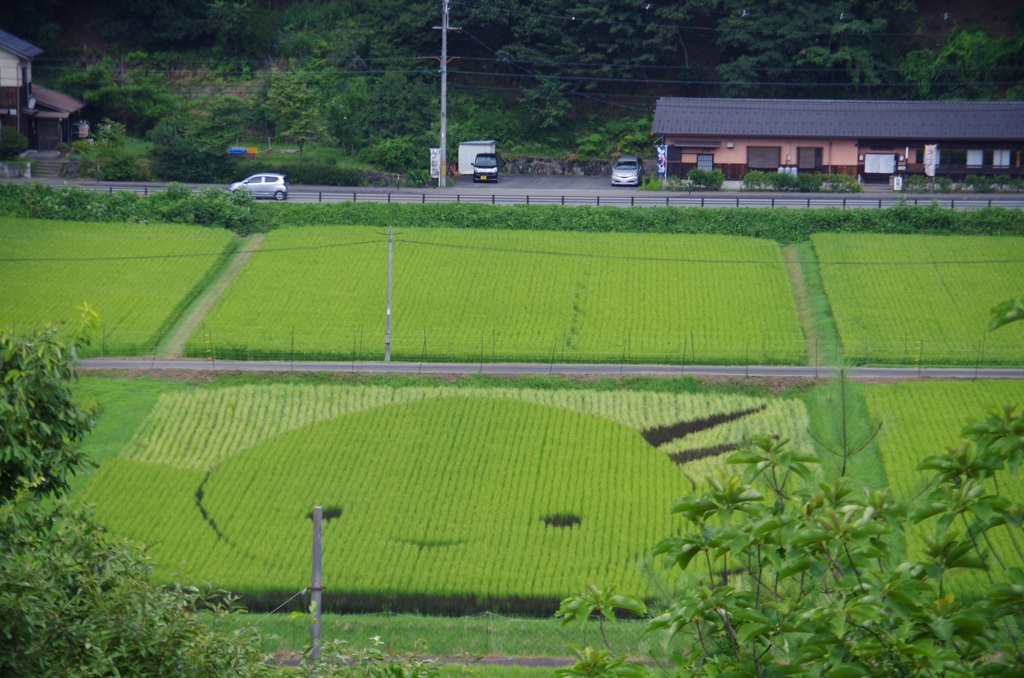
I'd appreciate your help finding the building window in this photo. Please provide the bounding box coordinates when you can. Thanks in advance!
[864,154,896,174]
[994,149,1011,167]
[967,149,984,167]
[940,149,967,166]
[747,146,781,169]
[696,154,714,171]
[797,147,822,170]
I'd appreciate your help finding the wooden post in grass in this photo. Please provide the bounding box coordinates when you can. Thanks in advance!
[385,227,393,363]
[311,506,323,661]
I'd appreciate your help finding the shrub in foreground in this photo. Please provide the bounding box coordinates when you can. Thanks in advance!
[0,126,29,160]
[557,301,1024,676]
[0,182,267,234]
[743,170,862,193]
[687,168,724,190]
[0,319,270,677]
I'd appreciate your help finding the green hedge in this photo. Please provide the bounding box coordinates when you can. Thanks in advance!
[742,171,862,193]
[687,168,724,190]
[959,175,1024,194]
[273,201,1024,243]
[1,183,1022,243]
[0,182,268,235]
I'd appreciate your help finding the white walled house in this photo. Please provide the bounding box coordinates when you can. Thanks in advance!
[0,28,84,150]
[653,98,1024,184]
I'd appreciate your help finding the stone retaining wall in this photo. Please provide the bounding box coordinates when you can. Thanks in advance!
[502,157,613,176]
[0,161,30,178]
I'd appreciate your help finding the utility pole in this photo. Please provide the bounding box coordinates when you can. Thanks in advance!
[436,0,456,190]
[384,227,393,362]
[310,506,323,661]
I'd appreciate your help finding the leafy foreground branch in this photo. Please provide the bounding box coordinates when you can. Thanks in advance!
[557,298,1024,676]
[0,317,447,677]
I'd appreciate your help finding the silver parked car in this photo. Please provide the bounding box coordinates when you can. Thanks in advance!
[610,155,643,186]
[229,173,289,200]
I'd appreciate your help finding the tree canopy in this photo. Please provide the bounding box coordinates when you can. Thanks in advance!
[0,308,97,502]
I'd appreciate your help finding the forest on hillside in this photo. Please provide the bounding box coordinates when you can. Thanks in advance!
[3,0,1022,180]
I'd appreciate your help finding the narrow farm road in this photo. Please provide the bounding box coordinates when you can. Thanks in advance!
[158,234,265,359]
[782,244,816,367]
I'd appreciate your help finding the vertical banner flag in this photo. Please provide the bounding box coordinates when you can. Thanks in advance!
[656,145,667,178]
[924,144,937,178]
[430,148,441,179]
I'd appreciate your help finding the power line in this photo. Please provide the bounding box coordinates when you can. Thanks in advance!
[5,233,1020,267]
[0,238,384,263]
[458,28,650,113]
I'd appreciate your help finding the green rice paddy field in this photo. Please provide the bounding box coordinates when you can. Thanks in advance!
[71,375,1020,605]
[68,373,1024,658]
[4,216,1021,366]
[77,378,813,613]
[0,219,237,355]
[813,233,1024,365]
[185,227,805,364]
[6,209,1023,665]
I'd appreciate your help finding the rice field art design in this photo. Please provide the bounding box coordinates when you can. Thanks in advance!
[81,384,811,614]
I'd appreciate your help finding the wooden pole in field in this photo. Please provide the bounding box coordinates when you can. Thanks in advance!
[311,506,323,661]
[385,227,393,362]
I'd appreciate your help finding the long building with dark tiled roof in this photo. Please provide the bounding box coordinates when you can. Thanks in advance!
[652,97,1024,183]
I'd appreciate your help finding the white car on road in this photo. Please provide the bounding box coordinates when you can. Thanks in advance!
[229,173,289,200]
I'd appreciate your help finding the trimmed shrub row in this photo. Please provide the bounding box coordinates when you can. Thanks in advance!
[1,182,1023,243]
[742,171,863,193]
[688,168,725,190]
[273,201,1024,243]
[0,182,268,235]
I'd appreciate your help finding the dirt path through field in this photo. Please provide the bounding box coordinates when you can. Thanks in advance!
[159,234,264,359]
[782,244,816,366]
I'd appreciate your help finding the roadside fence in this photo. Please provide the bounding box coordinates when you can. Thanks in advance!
[70,183,1024,210]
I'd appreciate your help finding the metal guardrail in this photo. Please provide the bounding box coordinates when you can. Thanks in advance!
[283,192,1024,210]
[77,184,1024,210]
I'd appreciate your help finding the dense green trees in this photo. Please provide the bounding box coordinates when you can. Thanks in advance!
[0,312,265,675]
[0,310,96,502]
[57,59,178,135]
[5,0,1022,177]
[260,69,332,159]
[902,29,1024,99]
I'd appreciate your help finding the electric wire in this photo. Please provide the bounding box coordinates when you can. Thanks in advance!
[3,232,1021,267]
[232,587,310,640]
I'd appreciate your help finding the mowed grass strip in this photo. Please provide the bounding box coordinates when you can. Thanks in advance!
[0,218,237,355]
[80,383,811,612]
[188,227,805,364]
[864,380,1024,597]
[813,233,1024,365]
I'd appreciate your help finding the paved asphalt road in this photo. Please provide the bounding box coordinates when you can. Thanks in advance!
[79,358,1024,380]
[8,174,1024,210]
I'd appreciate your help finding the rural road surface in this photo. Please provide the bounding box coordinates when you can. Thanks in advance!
[79,358,1024,380]
[9,174,1024,210]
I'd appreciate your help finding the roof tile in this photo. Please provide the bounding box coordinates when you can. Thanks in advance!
[652,98,1024,141]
